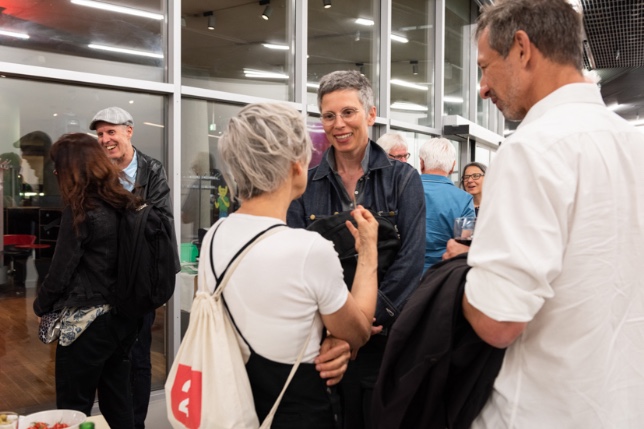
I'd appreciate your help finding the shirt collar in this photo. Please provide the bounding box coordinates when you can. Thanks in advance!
[121,149,138,191]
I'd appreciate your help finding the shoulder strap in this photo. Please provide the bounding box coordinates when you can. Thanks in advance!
[206,220,319,427]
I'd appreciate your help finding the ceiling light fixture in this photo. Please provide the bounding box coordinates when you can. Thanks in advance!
[444,96,464,103]
[323,0,332,8]
[391,34,409,43]
[261,1,272,20]
[391,102,428,112]
[262,43,289,50]
[355,18,374,26]
[71,0,163,20]
[410,60,419,75]
[391,79,428,91]
[204,11,215,30]
[243,68,288,79]
[0,29,30,39]
[88,43,164,59]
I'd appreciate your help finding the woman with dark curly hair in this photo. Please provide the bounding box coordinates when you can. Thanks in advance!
[33,133,142,428]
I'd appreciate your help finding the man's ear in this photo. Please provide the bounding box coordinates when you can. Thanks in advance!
[420,158,425,172]
[449,160,455,175]
[514,30,533,66]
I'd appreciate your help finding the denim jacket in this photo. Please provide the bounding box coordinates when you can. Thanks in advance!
[34,199,120,316]
[287,141,426,328]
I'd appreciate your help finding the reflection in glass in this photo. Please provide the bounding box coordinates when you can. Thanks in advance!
[182,1,293,100]
[307,1,380,108]
[0,1,166,81]
[0,77,165,414]
[390,0,436,127]
[444,0,471,117]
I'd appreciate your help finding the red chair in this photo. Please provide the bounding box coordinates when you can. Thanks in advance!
[4,234,37,287]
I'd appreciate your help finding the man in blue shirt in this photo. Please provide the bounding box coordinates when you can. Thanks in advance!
[419,138,475,270]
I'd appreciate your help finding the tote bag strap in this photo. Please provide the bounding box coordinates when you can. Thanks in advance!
[259,318,317,428]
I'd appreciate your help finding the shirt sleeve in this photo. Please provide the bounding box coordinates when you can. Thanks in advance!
[465,140,575,322]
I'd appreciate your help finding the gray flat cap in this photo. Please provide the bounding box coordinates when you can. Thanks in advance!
[90,107,134,130]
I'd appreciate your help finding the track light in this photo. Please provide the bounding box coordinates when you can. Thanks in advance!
[204,11,215,30]
[411,60,419,75]
[262,5,272,20]
[323,0,332,8]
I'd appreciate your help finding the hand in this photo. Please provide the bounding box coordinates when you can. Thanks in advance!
[442,238,470,260]
[315,335,351,386]
[345,205,378,255]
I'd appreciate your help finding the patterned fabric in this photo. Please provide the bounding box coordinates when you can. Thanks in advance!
[59,304,111,346]
[38,311,62,344]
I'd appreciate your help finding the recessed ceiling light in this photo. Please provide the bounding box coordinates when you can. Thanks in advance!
[355,18,374,26]
[391,34,409,43]
[0,29,29,39]
[391,102,428,112]
[88,43,164,59]
[391,79,428,91]
[262,43,289,50]
[71,0,163,20]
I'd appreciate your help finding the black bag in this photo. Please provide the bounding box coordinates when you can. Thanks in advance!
[306,210,401,289]
[114,203,180,319]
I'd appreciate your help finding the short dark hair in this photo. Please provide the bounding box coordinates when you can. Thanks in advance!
[317,70,375,112]
[476,0,583,69]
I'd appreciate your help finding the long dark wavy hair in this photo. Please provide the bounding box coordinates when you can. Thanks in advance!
[50,133,141,229]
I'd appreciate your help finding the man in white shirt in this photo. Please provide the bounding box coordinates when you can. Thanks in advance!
[444,0,644,427]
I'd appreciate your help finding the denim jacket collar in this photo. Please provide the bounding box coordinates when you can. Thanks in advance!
[311,140,393,181]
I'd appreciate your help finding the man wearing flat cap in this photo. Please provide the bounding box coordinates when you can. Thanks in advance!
[90,106,177,429]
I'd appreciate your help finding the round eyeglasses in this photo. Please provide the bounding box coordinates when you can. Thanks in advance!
[462,173,484,181]
[320,108,361,124]
[389,153,410,161]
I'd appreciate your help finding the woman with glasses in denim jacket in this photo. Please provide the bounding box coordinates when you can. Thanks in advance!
[460,162,487,216]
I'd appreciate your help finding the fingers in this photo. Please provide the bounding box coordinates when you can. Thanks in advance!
[315,336,351,386]
[442,239,469,260]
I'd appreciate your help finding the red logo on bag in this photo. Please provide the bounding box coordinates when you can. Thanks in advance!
[170,364,203,428]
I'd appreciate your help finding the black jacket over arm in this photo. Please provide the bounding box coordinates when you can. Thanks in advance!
[372,254,506,429]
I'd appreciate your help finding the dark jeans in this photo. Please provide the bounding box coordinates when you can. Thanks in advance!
[130,310,155,429]
[56,311,138,429]
[338,335,387,429]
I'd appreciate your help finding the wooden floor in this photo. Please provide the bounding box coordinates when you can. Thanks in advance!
[0,281,166,415]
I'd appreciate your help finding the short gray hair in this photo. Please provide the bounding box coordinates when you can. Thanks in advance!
[218,102,312,201]
[419,137,455,173]
[376,132,408,154]
[317,70,375,112]
[476,0,583,68]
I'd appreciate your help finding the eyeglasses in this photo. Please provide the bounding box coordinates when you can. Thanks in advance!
[389,153,410,161]
[320,108,361,124]
[462,173,484,181]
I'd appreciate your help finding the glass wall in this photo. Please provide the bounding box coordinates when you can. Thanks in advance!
[0,1,166,81]
[0,77,166,414]
[443,0,472,117]
[390,0,437,127]
[307,0,380,109]
[182,1,294,100]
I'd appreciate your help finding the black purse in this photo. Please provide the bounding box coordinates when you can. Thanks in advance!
[306,210,401,289]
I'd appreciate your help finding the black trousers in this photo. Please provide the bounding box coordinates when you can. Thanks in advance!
[338,335,387,429]
[56,311,138,429]
[130,310,155,429]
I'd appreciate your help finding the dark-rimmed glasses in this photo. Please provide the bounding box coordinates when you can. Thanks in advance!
[463,173,484,181]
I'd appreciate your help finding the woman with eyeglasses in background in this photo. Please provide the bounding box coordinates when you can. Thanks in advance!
[460,162,487,216]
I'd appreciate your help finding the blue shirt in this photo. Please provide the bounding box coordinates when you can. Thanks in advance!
[421,174,475,271]
[121,150,138,191]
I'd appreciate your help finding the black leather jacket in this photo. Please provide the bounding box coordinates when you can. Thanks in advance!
[34,199,120,315]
